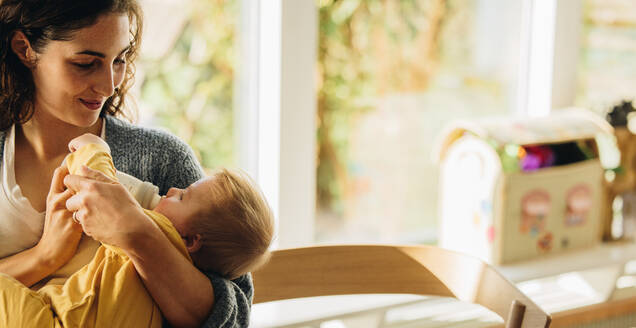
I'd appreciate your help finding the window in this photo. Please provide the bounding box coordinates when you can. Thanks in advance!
[315,0,524,244]
[135,0,593,248]
[576,0,636,114]
[137,0,237,171]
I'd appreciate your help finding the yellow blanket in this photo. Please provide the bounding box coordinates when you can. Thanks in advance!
[0,144,191,328]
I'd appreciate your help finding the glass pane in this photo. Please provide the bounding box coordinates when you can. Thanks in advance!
[576,0,636,114]
[316,0,523,243]
[137,0,237,170]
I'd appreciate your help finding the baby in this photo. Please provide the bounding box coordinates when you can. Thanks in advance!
[0,134,275,328]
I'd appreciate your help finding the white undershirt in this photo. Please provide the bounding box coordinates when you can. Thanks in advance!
[0,121,106,287]
[0,125,44,258]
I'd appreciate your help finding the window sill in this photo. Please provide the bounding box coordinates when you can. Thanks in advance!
[497,240,636,283]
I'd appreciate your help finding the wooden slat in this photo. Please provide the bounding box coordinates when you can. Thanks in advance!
[252,245,551,328]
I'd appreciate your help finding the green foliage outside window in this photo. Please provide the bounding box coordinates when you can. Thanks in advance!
[140,0,237,171]
[141,0,456,218]
[317,0,447,213]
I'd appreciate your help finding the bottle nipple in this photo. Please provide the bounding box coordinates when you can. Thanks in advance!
[148,193,161,209]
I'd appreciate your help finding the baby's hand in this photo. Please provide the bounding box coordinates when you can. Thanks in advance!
[68,133,110,153]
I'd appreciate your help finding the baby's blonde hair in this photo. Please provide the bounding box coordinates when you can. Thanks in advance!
[190,169,274,279]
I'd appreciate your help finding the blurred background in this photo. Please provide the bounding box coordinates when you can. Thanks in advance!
[135,0,636,246]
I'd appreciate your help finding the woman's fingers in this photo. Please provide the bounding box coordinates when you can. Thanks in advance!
[50,188,74,207]
[48,172,73,211]
[65,191,84,213]
[72,210,86,226]
[63,172,103,194]
[79,165,115,183]
[49,165,69,195]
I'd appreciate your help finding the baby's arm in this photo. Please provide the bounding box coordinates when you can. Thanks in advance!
[65,134,116,181]
[64,139,207,328]
[65,135,190,259]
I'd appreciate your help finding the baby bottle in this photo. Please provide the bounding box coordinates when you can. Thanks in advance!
[116,171,162,209]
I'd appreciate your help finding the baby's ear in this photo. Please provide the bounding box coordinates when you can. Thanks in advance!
[183,233,203,253]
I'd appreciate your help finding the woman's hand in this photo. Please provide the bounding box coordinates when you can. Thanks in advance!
[65,166,214,327]
[63,166,151,249]
[33,165,83,270]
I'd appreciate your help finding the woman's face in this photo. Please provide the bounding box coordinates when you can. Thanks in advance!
[30,13,130,127]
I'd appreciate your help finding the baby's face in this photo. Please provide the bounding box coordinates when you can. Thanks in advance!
[153,177,215,236]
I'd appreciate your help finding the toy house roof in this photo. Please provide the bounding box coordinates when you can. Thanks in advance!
[435,108,614,162]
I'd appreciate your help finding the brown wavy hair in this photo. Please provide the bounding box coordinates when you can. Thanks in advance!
[0,0,143,131]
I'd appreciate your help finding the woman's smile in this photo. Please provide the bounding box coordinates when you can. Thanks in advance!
[79,98,104,110]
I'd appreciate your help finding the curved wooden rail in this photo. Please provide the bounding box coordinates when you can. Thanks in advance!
[252,244,551,328]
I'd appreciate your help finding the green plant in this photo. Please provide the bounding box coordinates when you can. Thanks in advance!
[140,0,237,170]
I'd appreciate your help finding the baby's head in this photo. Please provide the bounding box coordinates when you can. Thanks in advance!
[153,169,275,279]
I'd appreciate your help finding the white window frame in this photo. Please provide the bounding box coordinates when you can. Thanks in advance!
[236,0,317,248]
[237,0,582,247]
[518,0,583,117]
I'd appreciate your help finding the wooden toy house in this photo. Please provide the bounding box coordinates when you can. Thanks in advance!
[436,108,613,264]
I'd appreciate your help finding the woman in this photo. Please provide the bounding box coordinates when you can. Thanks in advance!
[0,1,251,327]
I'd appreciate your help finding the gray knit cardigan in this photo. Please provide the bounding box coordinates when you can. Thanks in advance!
[0,115,251,328]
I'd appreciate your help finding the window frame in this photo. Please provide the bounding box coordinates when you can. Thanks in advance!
[236,0,317,248]
[518,0,583,117]
[237,0,583,247]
